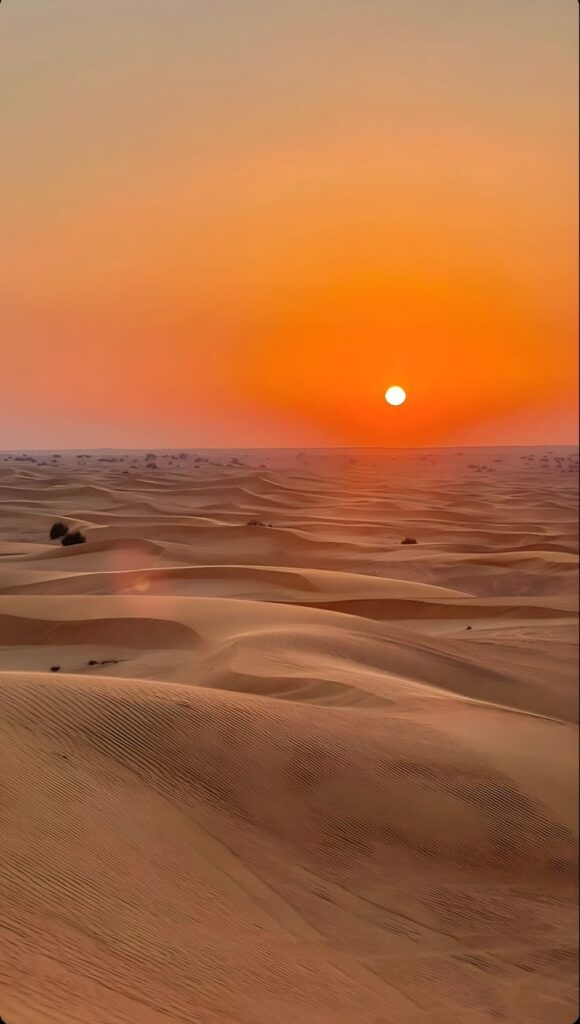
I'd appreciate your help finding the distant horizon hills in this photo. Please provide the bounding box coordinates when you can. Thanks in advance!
[1,444,578,454]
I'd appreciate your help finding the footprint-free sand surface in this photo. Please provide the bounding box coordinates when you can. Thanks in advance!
[0,446,577,1024]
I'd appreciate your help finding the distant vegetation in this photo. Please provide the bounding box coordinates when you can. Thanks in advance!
[49,522,68,540]
[401,537,418,545]
[61,530,87,546]
[49,521,86,545]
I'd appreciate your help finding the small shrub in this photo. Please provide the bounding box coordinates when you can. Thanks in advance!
[246,519,266,527]
[61,530,86,546]
[50,665,61,672]
[401,537,418,545]
[50,522,69,540]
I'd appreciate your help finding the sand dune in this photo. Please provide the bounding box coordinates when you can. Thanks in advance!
[0,447,577,1023]
[0,562,469,599]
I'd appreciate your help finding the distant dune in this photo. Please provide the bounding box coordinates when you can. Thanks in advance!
[0,447,577,1024]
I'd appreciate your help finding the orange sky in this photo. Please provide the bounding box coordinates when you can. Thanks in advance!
[1,1,577,448]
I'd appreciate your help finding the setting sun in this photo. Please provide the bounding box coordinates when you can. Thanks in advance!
[0,4,577,1024]
[385,386,407,407]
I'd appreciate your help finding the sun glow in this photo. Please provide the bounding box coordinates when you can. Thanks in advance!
[385,386,407,407]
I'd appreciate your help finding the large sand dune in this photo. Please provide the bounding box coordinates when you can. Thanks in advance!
[0,447,577,1023]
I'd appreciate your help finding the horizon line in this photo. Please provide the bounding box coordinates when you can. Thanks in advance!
[1,443,578,453]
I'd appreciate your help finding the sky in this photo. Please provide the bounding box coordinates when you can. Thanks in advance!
[1,0,578,448]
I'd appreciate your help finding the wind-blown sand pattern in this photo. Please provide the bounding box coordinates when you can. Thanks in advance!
[0,447,577,1024]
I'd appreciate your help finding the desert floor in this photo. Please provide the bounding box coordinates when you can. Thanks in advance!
[0,446,577,1024]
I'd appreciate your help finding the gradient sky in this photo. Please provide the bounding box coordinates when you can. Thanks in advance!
[1,0,577,448]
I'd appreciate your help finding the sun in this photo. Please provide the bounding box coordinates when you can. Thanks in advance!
[385,385,407,406]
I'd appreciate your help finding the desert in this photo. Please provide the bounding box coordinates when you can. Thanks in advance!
[0,446,577,1024]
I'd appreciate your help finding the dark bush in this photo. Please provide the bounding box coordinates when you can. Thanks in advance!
[50,522,69,540]
[61,530,86,546]
[401,537,418,545]
[246,519,266,527]
[50,666,61,672]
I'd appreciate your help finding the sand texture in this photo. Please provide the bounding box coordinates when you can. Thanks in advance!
[0,447,577,1024]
